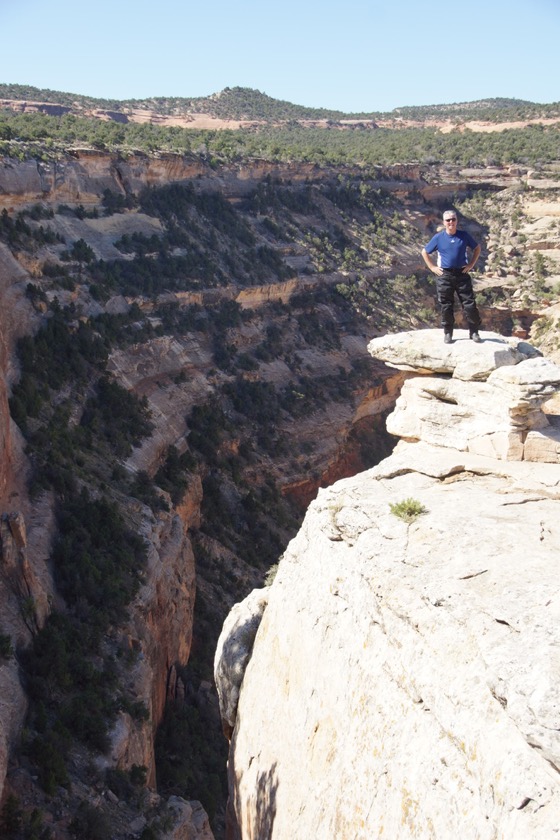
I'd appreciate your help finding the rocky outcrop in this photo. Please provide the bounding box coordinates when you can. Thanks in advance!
[107,335,214,474]
[368,329,560,462]
[160,796,215,840]
[0,153,204,210]
[282,365,408,507]
[215,329,560,839]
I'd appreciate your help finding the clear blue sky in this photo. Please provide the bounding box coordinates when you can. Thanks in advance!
[1,0,559,113]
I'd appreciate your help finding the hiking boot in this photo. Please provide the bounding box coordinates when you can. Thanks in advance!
[470,332,482,343]
[444,332,453,344]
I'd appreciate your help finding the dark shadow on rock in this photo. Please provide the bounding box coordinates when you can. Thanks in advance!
[226,746,279,840]
[252,762,278,840]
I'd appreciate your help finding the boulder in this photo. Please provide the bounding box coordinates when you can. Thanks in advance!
[214,588,269,740]
[160,797,215,840]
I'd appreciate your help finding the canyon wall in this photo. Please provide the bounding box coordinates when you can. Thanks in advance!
[0,153,425,212]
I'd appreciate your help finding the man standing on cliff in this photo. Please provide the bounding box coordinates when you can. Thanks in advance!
[421,210,482,344]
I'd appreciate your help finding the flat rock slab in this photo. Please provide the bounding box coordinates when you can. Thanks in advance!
[368,329,541,381]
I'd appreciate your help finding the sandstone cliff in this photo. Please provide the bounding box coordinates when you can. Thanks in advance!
[216,329,560,839]
[0,152,422,213]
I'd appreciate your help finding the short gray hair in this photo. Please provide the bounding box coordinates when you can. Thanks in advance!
[442,210,457,220]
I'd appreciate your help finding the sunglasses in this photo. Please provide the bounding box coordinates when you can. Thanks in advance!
[444,217,457,222]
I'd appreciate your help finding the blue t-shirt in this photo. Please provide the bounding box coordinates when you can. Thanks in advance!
[424,229,478,269]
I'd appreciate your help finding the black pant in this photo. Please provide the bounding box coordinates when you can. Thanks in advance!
[436,269,481,333]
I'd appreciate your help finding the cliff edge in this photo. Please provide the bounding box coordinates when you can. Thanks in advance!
[215,329,560,839]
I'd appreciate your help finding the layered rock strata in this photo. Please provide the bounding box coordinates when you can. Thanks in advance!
[215,329,560,840]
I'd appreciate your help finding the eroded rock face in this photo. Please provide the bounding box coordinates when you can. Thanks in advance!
[0,243,35,503]
[0,506,58,801]
[0,154,423,212]
[217,331,560,839]
[220,454,560,840]
[106,480,202,787]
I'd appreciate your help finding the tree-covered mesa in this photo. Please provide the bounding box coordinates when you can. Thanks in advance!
[1,83,559,121]
[1,105,560,166]
[0,83,350,120]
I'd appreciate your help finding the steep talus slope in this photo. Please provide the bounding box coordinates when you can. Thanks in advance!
[216,331,560,839]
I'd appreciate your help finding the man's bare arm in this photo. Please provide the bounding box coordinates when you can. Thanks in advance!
[463,244,481,273]
[421,247,443,276]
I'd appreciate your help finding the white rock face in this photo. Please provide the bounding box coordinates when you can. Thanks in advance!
[215,331,560,840]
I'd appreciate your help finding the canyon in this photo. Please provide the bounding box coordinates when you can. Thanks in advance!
[0,144,559,838]
[216,329,560,840]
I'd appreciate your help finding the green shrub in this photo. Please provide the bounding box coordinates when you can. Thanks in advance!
[0,795,22,836]
[0,797,51,840]
[53,490,147,625]
[155,699,227,822]
[69,802,111,840]
[60,238,95,263]
[0,632,13,659]
[19,492,149,785]
[105,764,147,803]
[264,563,279,586]
[389,497,427,523]
[154,445,195,504]
[28,731,70,795]
[130,470,168,511]
[81,376,153,458]
[140,826,160,840]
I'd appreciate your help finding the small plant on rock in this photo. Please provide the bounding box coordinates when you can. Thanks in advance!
[264,562,279,586]
[389,497,427,523]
